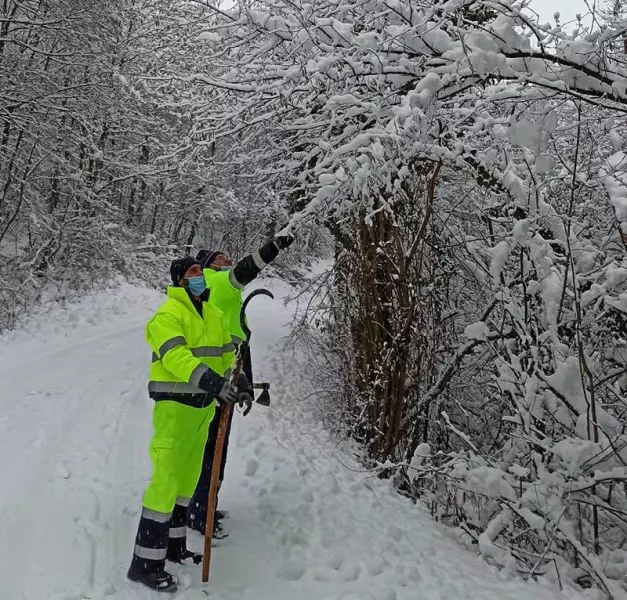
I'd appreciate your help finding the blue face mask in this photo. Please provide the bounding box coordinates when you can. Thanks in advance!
[187,275,206,296]
[220,266,230,271]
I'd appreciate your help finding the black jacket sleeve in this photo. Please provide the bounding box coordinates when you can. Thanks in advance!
[198,369,225,397]
[229,240,279,289]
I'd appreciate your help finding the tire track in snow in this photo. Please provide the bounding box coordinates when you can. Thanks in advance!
[0,323,150,600]
[0,321,145,378]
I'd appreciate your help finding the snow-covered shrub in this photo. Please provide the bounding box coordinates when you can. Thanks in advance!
[182,0,627,595]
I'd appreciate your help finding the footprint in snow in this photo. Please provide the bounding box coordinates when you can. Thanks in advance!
[340,561,361,582]
[325,474,339,494]
[311,566,333,581]
[328,552,345,570]
[366,555,390,576]
[387,524,405,542]
[277,559,307,581]
[246,458,259,476]
[405,565,422,583]
[55,462,71,479]
[102,581,116,596]
[335,592,376,600]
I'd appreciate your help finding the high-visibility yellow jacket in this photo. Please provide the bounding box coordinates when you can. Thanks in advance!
[204,269,246,346]
[146,286,235,407]
[199,240,281,349]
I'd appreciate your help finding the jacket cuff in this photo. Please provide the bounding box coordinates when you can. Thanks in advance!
[257,240,279,265]
[197,368,224,397]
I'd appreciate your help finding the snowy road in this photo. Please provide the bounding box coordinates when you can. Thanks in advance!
[0,282,585,600]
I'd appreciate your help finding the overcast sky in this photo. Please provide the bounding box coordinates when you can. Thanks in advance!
[528,0,591,26]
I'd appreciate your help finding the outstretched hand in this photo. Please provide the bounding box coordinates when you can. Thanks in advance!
[274,233,294,250]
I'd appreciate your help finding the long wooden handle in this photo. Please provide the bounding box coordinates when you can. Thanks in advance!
[201,401,232,583]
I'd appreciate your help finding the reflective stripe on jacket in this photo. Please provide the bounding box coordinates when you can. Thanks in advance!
[147,286,234,406]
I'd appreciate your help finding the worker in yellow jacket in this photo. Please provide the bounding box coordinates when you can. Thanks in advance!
[127,256,253,593]
[188,235,294,536]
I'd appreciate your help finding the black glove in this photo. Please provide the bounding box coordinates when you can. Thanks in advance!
[234,372,252,394]
[234,373,253,409]
[274,233,294,250]
[218,379,238,404]
[237,390,254,411]
[218,373,253,406]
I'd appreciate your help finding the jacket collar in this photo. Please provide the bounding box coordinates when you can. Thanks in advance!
[203,267,222,280]
[167,285,200,312]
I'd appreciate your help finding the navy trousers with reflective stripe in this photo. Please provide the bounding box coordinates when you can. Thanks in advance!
[131,501,193,574]
[131,508,170,573]
[166,503,190,560]
[188,345,253,533]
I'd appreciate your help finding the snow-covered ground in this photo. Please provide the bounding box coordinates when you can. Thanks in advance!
[0,281,587,600]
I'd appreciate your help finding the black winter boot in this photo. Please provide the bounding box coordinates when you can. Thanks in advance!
[128,507,177,592]
[127,562,177,593]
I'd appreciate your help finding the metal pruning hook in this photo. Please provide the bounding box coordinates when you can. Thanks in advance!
[238,288,274,414]
[201,288,274,583]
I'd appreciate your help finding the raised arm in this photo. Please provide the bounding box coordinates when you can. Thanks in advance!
[229,235,294,290]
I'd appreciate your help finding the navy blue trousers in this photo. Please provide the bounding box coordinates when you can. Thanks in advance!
[187,345,253,534]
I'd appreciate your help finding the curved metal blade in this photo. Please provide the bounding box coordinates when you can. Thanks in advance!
[240,288,274,339]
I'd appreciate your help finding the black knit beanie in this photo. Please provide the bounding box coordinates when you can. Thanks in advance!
[170,256,200,285]
[196,249,225,269]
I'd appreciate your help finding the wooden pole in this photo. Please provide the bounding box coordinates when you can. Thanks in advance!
[201,288,273,584]
[201,401,232,583]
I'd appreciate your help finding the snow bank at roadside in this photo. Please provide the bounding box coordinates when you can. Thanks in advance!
[0,282,163,368]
